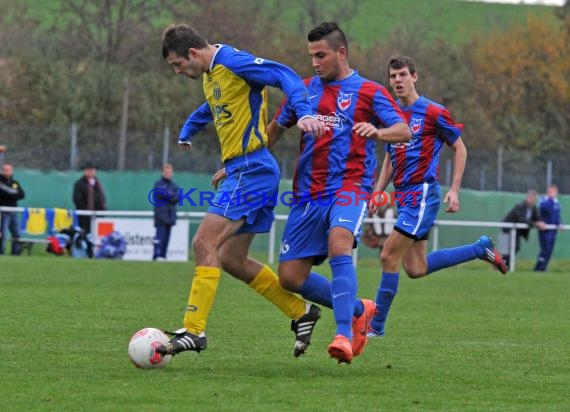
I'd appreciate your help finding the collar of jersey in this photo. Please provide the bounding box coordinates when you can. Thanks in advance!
[208,44,224,73]
[321,69,357,86]
[398,95,424,110]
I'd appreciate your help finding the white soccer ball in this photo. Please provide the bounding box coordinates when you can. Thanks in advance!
[128,327,172,369]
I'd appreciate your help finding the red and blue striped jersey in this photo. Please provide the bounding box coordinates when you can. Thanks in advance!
[386,96,463,189]
[274,71,405,198]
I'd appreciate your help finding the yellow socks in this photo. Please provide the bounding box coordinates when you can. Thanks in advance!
[249,265,306,320]
[183,266,221,335]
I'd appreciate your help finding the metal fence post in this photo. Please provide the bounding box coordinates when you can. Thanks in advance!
[268,222,276,265]
[509,226,517,272]
[162,126,170,166]
[546,160,552,189]
[70,123,78,170]
[497,146,503,191]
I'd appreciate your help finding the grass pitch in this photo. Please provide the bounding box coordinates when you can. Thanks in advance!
[1,256,568,411]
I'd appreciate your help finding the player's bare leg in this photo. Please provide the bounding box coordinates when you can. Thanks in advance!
[220,235,321,357]
[157,214,243,356]
[402,240,429,278]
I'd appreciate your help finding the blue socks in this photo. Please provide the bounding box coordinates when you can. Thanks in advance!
[426,242,481,274]
[329,255,357,339]
[296,272,363,317]
[297,272,333,308]
[370,272,399,334]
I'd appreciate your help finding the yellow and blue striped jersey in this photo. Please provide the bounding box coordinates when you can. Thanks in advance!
[179,45,313,163]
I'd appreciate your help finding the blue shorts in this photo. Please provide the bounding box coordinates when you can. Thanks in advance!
[393,182,440,240]
[208,148,279,234]
[279,191,368,265]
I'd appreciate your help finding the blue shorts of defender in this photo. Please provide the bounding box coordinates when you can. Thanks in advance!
[208,148,278,234]
[279,191,368,265]
[393,182,440,240]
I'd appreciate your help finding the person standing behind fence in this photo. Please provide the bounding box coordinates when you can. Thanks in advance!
[73,164,107,234]
[0,164,25,255]
[534,184,562,272]
[153,164,179,261]
[502,190,545,268]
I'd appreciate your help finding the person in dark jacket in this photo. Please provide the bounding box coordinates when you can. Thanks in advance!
[73,164,107,234]
[0,164,25,255]
[153,163,179,261]
[502,189,545,267]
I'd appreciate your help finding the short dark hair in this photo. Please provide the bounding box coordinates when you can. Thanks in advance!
[162,24,209,60]
[388,55,417,75]
[307,22,348,52]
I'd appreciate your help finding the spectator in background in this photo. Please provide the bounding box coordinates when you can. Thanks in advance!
[502,189,545,267]
[153,163,179,261]
[534,184,562,272]
[0,164,25,255]
[73,163,107,234]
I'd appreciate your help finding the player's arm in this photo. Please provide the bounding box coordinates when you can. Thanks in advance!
[443,137,467,213]
[227,53,322,137]
[354,86,410,143]
[267,119,287,149]
[370,152,394,214]
[436,107,466,213]
[359,122,411,143]
[178,102,213,150]
[268,96,298,149]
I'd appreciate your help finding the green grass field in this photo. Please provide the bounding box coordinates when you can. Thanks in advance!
[1,256,569,411]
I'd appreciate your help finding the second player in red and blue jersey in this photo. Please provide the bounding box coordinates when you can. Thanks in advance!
[367,56,508,338]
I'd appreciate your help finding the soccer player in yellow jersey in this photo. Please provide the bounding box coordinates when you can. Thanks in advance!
[157,24,324,357]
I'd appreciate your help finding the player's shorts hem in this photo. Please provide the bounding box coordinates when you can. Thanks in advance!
[279,251,328,265]
[394,226,428,241]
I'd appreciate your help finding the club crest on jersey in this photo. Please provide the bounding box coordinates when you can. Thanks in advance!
[213,82,222,100]
[410,117,423,134]
[337,92,352,111]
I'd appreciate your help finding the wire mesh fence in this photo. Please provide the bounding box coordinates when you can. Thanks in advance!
[1,122,567,193]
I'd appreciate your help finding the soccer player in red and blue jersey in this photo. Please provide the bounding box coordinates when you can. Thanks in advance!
[367,55,508,338]
[268,23,411,364]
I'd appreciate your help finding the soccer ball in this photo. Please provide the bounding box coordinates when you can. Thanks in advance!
[128,327,172,369]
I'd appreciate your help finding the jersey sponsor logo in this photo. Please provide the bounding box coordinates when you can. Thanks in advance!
[213,82,222,100]
[391,135,418,149]
[337,92,352,111]
[213,104,233,124]
[316,111,347,131]
[410,116,423,134]
[254,57,265,65]
[338,218,353,223]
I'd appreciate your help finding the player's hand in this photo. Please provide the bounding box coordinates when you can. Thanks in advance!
[211,168,227,190]
[368,189,382,214]
[353,122,379,139]
[443,190,459,213]
[536,221,546,231]
[178,141,192,152]
[297,116,324,138]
